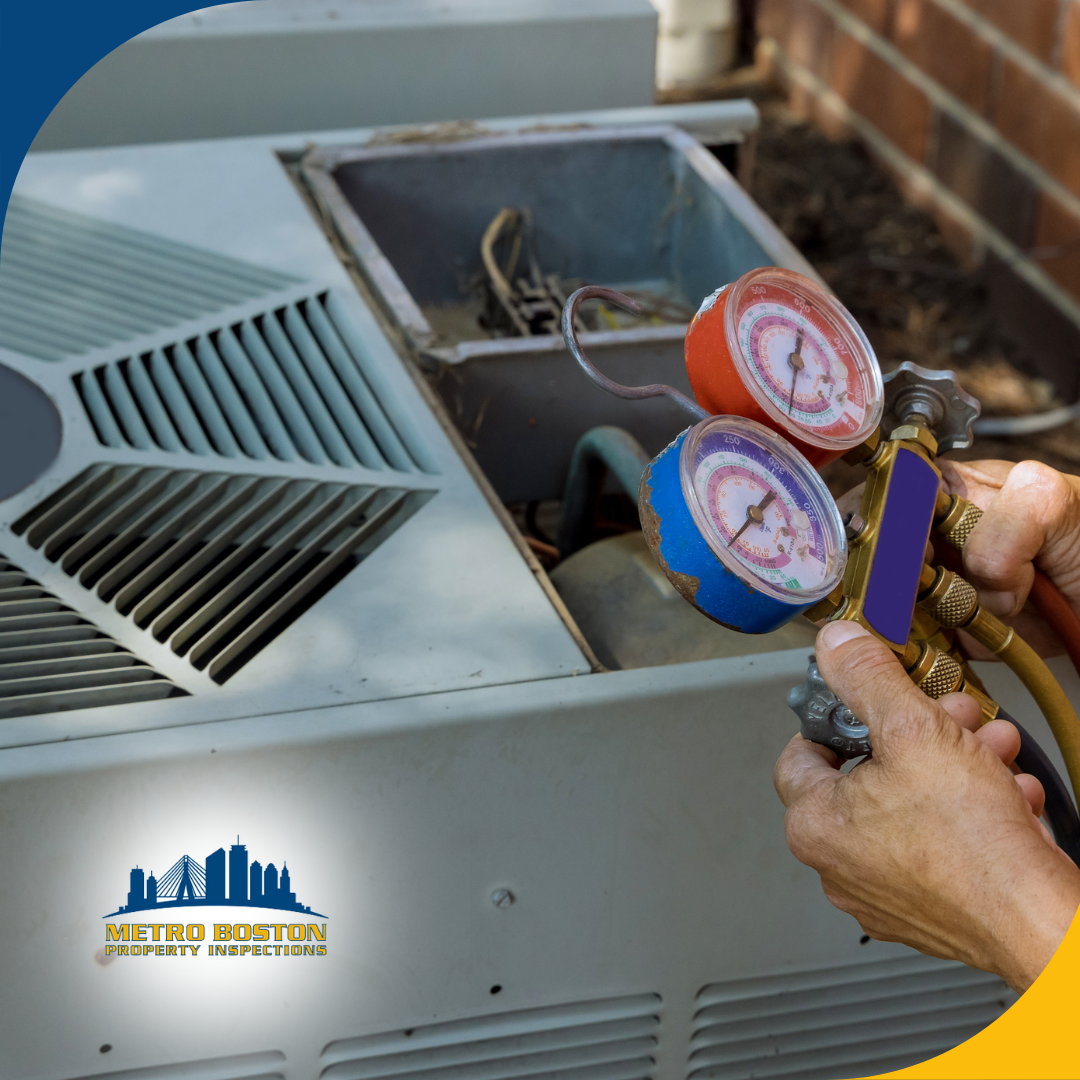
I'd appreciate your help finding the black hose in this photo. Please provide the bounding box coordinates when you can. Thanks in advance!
[1000,708,1080,864]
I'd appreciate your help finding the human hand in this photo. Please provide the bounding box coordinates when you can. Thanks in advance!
[774,619,1080,992]
[938,460,1080,656]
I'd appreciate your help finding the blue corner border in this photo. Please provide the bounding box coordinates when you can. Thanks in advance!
[0,0,203,231]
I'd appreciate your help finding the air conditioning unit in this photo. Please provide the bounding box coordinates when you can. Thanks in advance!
[2,104,1060,1080]
[33,0,660,152]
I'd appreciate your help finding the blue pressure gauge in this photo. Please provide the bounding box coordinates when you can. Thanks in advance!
[562,286,849,636]
[640,416,848,634]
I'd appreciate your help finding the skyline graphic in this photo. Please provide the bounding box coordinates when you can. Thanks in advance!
[105,837,326,918]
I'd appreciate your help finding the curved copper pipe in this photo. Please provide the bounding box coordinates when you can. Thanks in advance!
[561,286,709,422]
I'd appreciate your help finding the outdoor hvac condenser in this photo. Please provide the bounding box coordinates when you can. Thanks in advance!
[1,105,1066,1080]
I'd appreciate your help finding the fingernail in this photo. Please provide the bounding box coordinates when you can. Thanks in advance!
[818,620,871,649]
[980,590,1018,618]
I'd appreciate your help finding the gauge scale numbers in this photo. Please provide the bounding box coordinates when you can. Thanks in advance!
[691,431,829,593]
[737,300,866,439]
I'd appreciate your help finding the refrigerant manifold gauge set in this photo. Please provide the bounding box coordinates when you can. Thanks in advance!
[562,267,1080,860]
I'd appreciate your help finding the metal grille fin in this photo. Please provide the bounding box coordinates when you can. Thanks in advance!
[0,195,297,361]
[690,956,1014,1080]
[13,465,434,683]
[70,1048,286,1080]
[74,291,435,474]
[320,993,662,1080]
[0,553,181,718]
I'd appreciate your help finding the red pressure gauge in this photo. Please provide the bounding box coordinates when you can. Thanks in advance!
[685,267,883,466]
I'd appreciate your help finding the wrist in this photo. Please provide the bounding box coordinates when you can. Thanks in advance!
[989,854,1080,993]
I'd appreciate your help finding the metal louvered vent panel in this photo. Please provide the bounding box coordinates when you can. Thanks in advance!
[689,956,1015,1080]
[0,195,298,361]
[0,553,181,718]
[70,1048,286,1080]
[74,291,435,474]
[13,465,434,683]
[320,994,662,1080]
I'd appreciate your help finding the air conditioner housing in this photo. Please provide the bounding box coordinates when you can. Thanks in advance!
[2,107,1065,1080]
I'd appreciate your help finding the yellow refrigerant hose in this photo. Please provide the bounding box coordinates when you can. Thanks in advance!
[934,496,1080,804]
[963,609,1080,806]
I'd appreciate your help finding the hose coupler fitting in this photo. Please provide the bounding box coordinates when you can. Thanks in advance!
[919,566,979,628]
[906,642,966,699]
[935,494,983,551]
[918,564,1016,656]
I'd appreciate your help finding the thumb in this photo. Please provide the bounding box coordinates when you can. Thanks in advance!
[815,621,951,761]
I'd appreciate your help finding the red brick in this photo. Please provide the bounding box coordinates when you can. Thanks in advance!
[830,29,934,161]
[786,78,859,140]
[759,0,837,81]
[931,203,983,269]
[833,0,892,34]
[1063,1,1080,91]
[994,58,1080,199]
[929,110,1038,244]
[891,0,995,112]
[957,0,1060,63]
[1033,192,1080,301]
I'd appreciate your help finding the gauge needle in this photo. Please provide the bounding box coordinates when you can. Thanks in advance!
[728,490,777,547]
[787,330,805,415]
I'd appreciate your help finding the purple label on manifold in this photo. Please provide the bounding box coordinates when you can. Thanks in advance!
[863,449,938,646]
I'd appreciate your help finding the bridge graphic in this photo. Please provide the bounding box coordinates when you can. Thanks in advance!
[105,837,326,917]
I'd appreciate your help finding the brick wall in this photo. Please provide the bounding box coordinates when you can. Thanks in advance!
[757,0,1080,390]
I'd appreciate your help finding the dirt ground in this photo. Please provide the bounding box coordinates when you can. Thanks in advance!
[746,101,1080,487]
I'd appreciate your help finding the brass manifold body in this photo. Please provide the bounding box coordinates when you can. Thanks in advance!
[803,416,1080,803]
[804,424,997,715]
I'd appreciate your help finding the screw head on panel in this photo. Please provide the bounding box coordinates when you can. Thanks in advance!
[490,888,515,909]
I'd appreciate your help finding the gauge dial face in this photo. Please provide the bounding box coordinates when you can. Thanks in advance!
[680,418,845,601]
[719,269,883,450]
[736,299,865,438]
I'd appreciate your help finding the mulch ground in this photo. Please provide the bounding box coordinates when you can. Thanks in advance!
[746,102,1080,490]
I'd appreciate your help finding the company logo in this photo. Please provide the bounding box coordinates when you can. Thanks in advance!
[105,836,325,917]
[102,836,327,961]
